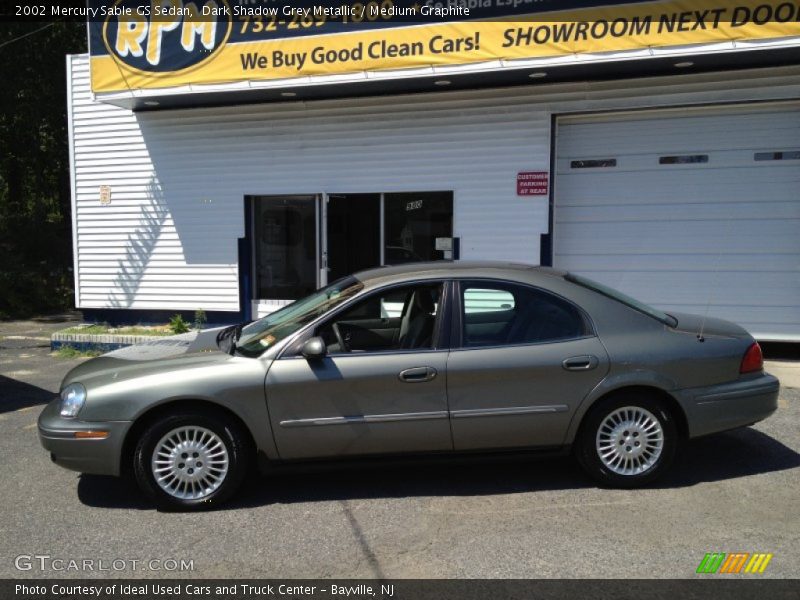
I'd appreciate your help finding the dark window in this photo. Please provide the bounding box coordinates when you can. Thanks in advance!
[755,151,800,161]
[659,155,709,165]
[460,282,587,347]
[384,192,453,265]
[570,159,617,169]
[252,195,317,300]
[385,246,421,264]
[326,194,381,283]
[318,283,443,353]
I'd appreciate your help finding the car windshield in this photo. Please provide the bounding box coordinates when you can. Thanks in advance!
[565,273,678,327]
[236,277,364,356]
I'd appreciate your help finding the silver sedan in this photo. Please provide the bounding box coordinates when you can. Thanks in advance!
[39,262,779,510]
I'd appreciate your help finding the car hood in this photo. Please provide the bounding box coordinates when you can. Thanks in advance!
[61,327,235,390]
[668,311,752,340]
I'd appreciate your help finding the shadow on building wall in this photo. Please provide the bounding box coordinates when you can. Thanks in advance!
[136,112,241,266]
[107,176,169,308]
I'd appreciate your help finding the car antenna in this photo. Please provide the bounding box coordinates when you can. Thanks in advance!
[697,305,709,343]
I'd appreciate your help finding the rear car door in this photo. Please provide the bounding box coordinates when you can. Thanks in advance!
[264,281,454,459]
[447,280,609,450]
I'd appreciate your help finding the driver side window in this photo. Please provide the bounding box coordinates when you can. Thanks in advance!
[318,283,444,354]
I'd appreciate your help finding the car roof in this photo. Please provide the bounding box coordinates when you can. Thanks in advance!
[352,261,568,286]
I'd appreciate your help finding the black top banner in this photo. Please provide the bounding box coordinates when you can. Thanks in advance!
[3,0,657,23]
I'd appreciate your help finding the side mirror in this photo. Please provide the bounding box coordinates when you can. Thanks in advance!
[301,337,327,360]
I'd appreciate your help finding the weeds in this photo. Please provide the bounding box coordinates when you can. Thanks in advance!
[168,314,190,335]
[54,346,102,359]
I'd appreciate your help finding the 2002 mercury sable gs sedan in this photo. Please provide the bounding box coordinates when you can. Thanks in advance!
[38,262,780,510]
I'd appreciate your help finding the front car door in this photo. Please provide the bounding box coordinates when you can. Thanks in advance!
[447,279,610,450]
[264,281,453,459]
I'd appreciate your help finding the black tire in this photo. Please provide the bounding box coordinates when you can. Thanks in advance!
[133,409,249,510]
[575,392,678,488]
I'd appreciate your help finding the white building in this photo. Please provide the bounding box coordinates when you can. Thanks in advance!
[69,0,800,340]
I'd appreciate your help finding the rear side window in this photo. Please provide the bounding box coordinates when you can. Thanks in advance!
[463,288,515,313]
[461,282,588,347]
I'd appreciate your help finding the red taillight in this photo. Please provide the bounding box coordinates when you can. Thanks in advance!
[740,342,764,374]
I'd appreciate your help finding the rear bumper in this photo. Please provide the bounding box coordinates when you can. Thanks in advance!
[37,399,130,476]
[677,373,780,438]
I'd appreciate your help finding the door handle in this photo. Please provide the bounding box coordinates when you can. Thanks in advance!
[398,367,437,383]
[562,355,599,371]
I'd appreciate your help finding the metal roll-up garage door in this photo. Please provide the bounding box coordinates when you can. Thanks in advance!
[553,103,800,342]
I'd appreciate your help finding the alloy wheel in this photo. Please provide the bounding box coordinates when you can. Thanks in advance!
[595,406,664,476]
[151,425,229,500]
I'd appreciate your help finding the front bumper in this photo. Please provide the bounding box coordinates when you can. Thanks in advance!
[678,372,780,438]
[37,399,131,476]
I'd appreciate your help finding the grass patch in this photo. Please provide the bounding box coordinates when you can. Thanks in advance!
[111,326,173,336]
[60,324,174,336]
[54,346,102,359]
[60,324,108,335]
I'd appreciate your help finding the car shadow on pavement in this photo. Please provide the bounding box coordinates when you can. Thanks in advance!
[76,457,588,511]
[659,426,800,487]
[76,426,800,511]
[77,475,152,510]
[0,375,55,413]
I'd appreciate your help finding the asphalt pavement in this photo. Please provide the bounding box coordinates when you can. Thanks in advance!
[1,318,798,579]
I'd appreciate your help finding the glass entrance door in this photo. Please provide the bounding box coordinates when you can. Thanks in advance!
[249,191,454,306]
[326,194,381,283]
[252,195,319,301]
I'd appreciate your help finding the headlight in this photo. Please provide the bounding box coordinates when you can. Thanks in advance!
[60,383,86,418]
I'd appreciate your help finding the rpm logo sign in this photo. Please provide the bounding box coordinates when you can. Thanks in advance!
[103,0,232,74]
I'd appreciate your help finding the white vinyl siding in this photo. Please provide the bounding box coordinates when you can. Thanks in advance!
[554,104,800,341]
[69,56,239,311]
[69,54,800,328]
[68,54,550,312]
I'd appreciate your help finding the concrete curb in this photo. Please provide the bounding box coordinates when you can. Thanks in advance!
[51,332,174,353]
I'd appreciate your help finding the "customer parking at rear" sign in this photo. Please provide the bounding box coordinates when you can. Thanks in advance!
[517,172,549,196]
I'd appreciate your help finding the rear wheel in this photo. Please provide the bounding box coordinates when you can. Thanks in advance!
[133,410,249,510]
[575,392,677,488]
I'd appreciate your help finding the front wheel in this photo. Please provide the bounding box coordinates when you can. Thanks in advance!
[133,410,249,510]
[575,393,677,488]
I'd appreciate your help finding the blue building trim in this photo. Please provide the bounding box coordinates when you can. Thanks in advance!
[79,309,241,327]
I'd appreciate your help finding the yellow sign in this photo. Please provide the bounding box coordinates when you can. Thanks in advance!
[89,0,800,93]
[99,185,112,205]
